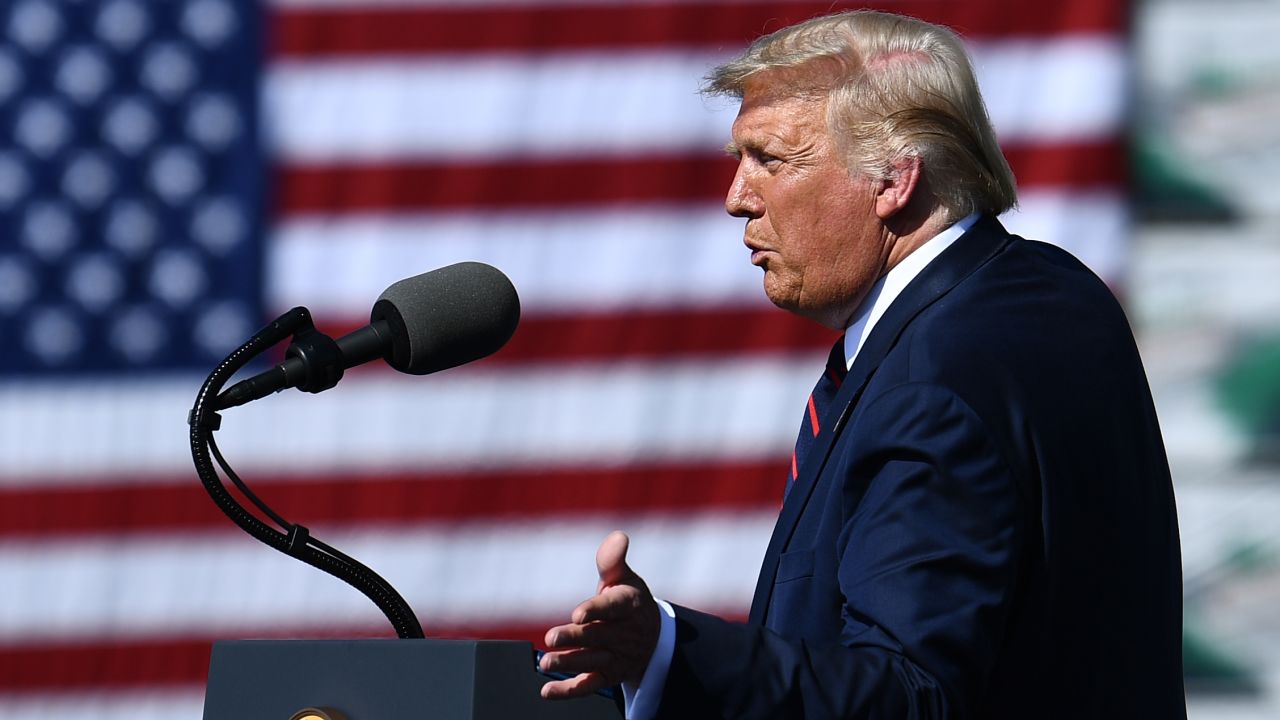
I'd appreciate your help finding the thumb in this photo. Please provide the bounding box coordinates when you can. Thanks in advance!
[595,530,636,590]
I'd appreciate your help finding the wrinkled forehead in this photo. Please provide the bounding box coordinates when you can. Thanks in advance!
[736,55,853,103]
[729,83,831,150]
[734,89,820,126]
[735,69,825,119]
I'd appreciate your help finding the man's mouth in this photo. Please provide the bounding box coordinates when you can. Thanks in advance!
[744,238,772,267]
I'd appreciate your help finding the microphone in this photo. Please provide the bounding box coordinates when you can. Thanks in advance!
[215,262,520,409]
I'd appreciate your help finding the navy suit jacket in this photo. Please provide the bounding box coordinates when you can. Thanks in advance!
[656,217,1185,718]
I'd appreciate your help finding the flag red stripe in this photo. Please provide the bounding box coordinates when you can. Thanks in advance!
[305,307,838,366]
[0,639,214,694]
[479,306,836,364]
[271,1,1126,58]
[0,460,788,539]
[276,142,1124,214]
[275,154,737,213]
[1010,140,1128,189]
[0,613,748,693]
[0,624,529,693]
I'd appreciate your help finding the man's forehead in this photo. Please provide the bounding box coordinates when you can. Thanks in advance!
[739,55,848,100]
[731,87,827,140]
[739,72,828,109]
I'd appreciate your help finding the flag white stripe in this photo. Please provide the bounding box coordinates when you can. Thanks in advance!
[1006,190,1129,284]
[972,35,1127,143]
[267,205,763,314]
[0,512,773,642]
[265,37,1125,162]
[265,52,735,162]
[0,355,818,485]
[0,690,205,720]
[267,192,1125,315]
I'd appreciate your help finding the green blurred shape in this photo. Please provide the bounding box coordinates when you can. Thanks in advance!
[1183,618,1262,695]
[1132,137,1237,223]
[1217,335,1280,461]
[1224,540,1274,574]
[1190,65,1242,100]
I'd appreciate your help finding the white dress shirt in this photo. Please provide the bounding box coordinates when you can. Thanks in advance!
[621,213,979,719]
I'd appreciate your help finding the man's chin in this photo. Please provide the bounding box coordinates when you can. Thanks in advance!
[764,287,850,331]
[763,288,819,325]
[761,277,796,314]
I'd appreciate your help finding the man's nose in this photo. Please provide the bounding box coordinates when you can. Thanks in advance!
[725,163,763,219]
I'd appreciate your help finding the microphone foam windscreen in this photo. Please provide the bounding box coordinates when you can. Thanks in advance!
[371,262,520,375]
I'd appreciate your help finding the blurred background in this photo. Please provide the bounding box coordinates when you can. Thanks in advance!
[0,0,1276,717]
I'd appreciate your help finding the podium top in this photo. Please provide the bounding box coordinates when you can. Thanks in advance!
[203,639,621,720]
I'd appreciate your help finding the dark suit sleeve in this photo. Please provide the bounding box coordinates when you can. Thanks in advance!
[657,382,1020,719]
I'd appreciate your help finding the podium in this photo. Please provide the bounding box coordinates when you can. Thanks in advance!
[203,639,622,719]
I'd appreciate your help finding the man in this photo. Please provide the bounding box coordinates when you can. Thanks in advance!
[540,10,1185,718]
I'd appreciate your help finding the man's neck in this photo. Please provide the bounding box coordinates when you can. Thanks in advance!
[843,212,980,367]
[881,211,953,276]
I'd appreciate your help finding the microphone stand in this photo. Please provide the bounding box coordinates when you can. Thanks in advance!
[188,306,425,640]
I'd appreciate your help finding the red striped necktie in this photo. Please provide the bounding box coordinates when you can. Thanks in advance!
[784,337,848,501]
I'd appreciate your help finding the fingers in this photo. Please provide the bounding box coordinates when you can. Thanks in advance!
[539,646,614,675]
[540,531,661,701]
[538,647,629,699]
[545,607,636,650]
[595,530,633,589]
[544,621,581,649]
[538,647,616,701]
[540,670,609,700]
[596,527,632,589]
[568,584,648,625]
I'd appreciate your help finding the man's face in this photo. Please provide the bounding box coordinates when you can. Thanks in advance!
[726,83,889,330]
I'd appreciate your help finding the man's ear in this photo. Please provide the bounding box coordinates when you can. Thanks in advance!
[874,154,923,220]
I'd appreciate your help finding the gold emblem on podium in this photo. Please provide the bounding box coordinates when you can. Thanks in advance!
[290,708,347,720]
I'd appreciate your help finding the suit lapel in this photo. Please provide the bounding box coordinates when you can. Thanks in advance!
[748,216,1014,626]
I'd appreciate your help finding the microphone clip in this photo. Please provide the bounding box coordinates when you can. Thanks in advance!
[213,307,349,410]
[286,324,345,394]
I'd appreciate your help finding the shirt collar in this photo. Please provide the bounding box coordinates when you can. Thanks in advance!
[843,213,980,369]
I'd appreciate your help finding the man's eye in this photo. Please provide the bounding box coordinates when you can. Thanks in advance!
[752,150,781,167]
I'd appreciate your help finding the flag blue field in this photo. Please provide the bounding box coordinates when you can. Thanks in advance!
[0,1,1128,716]
[0,0,263,375]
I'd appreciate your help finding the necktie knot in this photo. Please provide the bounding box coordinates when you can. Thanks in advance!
[823,335,848,389]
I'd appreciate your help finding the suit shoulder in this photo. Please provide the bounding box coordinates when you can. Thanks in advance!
[890,234,1139,388]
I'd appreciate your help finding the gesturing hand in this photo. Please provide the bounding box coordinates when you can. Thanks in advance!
[540,531,661,699]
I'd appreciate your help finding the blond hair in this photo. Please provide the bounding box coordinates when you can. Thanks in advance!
[705,10,1017,220]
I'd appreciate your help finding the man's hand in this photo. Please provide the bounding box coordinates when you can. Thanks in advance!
[540,531,660,699]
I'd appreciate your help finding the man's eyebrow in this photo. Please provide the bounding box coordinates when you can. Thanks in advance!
[723,142,741,158]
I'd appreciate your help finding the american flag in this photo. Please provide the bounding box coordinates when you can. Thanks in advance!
[0,0,1127,716]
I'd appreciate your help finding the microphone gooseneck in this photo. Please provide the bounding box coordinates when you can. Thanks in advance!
[188,262,521,641]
